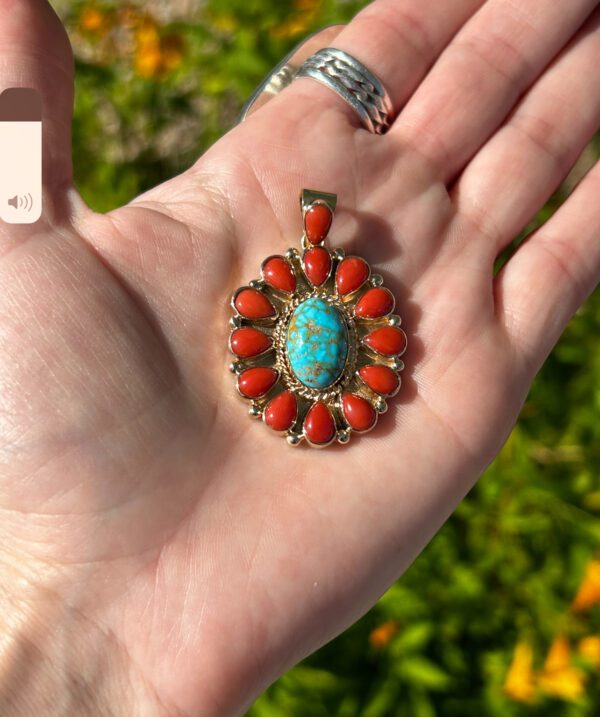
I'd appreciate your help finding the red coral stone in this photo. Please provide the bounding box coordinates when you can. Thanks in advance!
[303,246,332,286]
[265,391,297,431]
[234,288,276,320]
[304,203,332,245]
[230,327,272,358]
[262,256,296,293]
[363,327,407,357]
[304,401,336,445]
[354,287,395,319]
[341,393,376,432]
[359,365,400,396]
[336,256,369,296]
[238,367,278,398]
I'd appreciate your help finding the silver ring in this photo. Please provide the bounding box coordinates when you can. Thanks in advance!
[238,26,344,124]
[296,47,393,134]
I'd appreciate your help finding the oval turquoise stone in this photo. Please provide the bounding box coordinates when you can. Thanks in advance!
[286,297,348,389]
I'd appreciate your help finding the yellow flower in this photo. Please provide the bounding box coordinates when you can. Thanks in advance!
[578,636,600,669]
[538,636,586,701]
[368,620,399,649]
[503,641,536,703]
[572,560,600,612]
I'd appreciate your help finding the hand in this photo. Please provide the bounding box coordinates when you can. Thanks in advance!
[1,1,598,716]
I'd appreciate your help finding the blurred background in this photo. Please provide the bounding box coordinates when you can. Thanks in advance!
[52,1,599,715]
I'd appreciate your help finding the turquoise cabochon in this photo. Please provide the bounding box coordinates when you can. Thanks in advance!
[286,297,348,389]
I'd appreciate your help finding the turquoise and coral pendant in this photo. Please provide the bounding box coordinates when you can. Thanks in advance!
[229,189,407,447]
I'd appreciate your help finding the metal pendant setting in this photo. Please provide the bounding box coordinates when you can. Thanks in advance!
[229,189,407,447]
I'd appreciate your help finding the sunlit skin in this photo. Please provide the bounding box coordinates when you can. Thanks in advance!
[0,1,599,716]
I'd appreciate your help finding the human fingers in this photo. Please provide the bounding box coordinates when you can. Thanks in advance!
[495,160,600,374]
[452,8,600,258]
[261,0,486,133]
[390,0,598,183]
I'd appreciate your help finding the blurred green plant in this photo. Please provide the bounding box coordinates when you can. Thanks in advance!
[56,1,599,715]
[59,0,366,212]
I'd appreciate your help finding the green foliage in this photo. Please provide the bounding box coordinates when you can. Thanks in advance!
[60,0,366,211]
[57,1,599,714]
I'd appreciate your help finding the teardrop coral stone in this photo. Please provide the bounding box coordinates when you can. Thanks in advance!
[304,401,336,445]
[265,391,297,431]
[354,287,395,319]
[363,327,407,357]
[359,365,400,396]
[303,247,331,286]
[304,203,332,245]
[234,288,275,320]
[336,257,369,296]
[230,327,272,358]
[262,256,296,293]
[238,367,278,398]
[341,393,376,432]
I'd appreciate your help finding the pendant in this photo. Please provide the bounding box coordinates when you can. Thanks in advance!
[229,189,407,447]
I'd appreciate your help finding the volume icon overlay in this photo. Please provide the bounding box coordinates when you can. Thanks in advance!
[8,193,34,211]
[0,88,42,225]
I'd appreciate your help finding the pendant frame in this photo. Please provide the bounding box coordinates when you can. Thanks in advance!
[229,189,407,447]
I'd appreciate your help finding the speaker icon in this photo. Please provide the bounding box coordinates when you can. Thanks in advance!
[7,193,33,211]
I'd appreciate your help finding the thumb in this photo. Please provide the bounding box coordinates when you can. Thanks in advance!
[0,0,74,209]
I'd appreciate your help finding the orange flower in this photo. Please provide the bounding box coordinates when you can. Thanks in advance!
[572,560,600,612]
[160,34,184,72]
[135,44,162,78]
[79,6,111,36]
[578,636,600,669]
[133,15,184,80]
[294,0,321,10]
[538,636,586,701]
[369,620,399,649]
[503,641,536,703]
[270,18,312,39]
[270,0,320,40]
[135,16,160,47]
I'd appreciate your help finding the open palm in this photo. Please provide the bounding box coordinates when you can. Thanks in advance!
[1,1,599,716]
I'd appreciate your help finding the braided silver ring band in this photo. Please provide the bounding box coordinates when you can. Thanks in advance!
[296,47,394,135]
